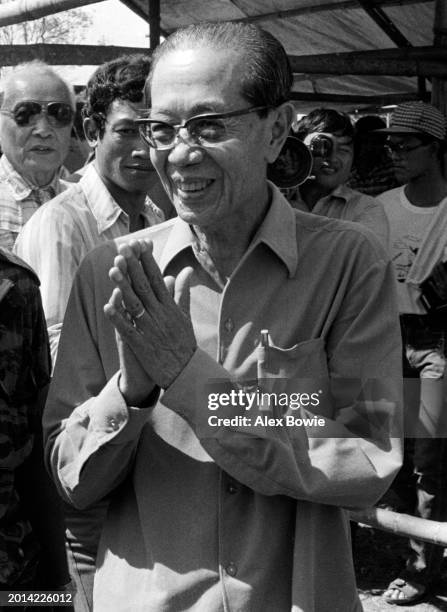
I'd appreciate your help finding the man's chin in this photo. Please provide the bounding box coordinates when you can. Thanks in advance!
[23,160,61,180]
[175,201,216,228]
[393,169,409,183]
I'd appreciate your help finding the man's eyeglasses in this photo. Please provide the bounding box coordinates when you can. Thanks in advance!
[0,100,74,128]
[385,141,429,156]
[135,105,270,150]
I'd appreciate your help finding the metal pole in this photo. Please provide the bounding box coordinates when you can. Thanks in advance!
[350,507,447,547]
[148,0,161,52]
[432,0,447,113]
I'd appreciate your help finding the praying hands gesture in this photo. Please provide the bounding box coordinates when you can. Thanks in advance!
[104,239,196,406]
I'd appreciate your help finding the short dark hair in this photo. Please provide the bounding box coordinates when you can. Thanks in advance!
[146,21,292,115]
[83,54,151,133]
[354,115,386,135]
[295,108,354,141]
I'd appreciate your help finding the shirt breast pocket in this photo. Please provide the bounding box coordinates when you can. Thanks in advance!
[257,337,331,417]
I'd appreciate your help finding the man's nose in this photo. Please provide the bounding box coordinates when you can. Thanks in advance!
[167,140,204,166]
[32,114,53,136]
[389,149,403,161]
[132,140,151,159]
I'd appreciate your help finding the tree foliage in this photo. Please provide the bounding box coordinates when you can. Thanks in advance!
[0,6,92,45]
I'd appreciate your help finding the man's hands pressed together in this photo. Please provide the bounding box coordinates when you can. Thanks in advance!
[104,239,196,405]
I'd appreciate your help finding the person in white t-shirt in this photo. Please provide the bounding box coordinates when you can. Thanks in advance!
[378,101,447,606]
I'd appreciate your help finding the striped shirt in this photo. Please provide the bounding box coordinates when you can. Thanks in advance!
[15,163,165,365]
[0,155,69,251]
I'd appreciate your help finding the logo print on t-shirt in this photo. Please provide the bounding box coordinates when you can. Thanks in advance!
[393,236,419,282]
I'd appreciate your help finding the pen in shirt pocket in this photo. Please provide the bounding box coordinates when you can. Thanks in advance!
[257,328,271,377]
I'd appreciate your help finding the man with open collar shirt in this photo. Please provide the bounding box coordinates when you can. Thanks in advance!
[44,22,403,612]
[287,108,389,248]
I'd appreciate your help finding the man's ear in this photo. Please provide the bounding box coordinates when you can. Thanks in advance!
[265,102,295,164]
[83,117,100,148]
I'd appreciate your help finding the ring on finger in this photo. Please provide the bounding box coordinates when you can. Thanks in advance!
[133,307,145,320]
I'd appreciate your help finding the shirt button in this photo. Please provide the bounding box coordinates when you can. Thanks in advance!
[226,562,237,577]
[224,318,234,333]
[109,417,119,430]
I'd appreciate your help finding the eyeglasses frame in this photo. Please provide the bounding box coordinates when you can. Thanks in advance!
[134,105,272,150]
[385,141,431,156]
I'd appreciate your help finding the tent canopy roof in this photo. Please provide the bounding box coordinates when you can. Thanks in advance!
[120,0,437,112]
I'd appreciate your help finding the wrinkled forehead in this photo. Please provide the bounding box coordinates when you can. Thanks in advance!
[149,47,246,113]
[3,71,72,107]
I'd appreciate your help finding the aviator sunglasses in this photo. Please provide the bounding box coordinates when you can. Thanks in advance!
[0,100,74,128]
[135,105,271,150]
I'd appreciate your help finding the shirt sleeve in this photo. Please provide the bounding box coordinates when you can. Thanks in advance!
[161,247,403,510]
[350,195,390,249]
[15,198,86,366]
[43,249,154,509]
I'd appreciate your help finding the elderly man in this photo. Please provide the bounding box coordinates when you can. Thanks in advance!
[44,22,402,611]
[288,108,389,246]
[0,61,74,250]
[16,54,167,364]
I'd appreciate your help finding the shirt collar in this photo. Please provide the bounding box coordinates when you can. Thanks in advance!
[295,182,349,210]
[0,154,61,200]
[250,183,298,277]
[81,163,160,234]
[159,182,298,278]
[327,183,349,202]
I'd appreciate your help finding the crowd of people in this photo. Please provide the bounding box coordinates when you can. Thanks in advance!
[0,19,445,612]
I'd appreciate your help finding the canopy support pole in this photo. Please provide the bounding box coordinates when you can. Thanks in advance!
[432,0,447,114]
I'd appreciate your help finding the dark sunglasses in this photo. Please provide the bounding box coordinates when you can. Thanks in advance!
[0,100,74,127]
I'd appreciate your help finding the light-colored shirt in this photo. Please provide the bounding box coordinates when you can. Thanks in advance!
[289,183,390,247]
[15,163,164,364]
[44,186,402,612]
[0,155,69,251]
[379,186,439,314]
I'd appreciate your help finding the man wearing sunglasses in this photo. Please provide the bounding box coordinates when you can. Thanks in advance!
[0,61,75,251]
[377,101,447,606]
[44,22,402,611]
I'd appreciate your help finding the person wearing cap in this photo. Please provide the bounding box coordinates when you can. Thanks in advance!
[378,101,447,606]
[286,108,390,247]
